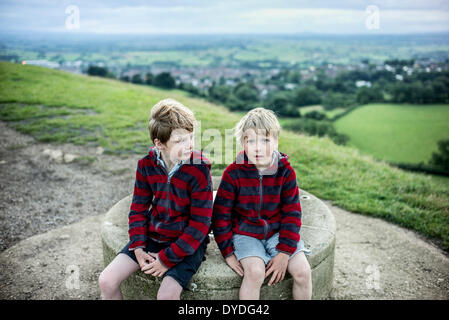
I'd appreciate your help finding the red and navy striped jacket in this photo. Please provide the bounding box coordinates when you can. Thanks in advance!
[128,146,213,269]
[212,150,302,258]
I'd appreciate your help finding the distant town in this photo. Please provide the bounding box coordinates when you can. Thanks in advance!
[20,56,449,102]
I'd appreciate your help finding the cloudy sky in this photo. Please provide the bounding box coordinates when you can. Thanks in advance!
[1,0,448,34]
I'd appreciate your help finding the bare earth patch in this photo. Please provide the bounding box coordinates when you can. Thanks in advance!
[0,121,136,252]
[0,120,448,299]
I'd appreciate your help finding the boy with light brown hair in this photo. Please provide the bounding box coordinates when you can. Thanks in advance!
[99,98,213,300]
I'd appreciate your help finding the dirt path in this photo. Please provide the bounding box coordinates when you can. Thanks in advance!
[1,120,448,299]
[0,121,137,252]
[325,200,449,299]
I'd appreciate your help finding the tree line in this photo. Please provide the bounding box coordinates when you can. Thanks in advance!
[87,65,176,89]
[87,61,449,119]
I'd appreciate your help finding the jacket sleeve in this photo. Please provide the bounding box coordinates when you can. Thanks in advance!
[212,169,237,258]
[158,165,213,269]
[128,158,153,251]
[276,166,302,255]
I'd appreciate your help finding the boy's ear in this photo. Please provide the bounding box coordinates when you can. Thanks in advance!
[154,138,164,150]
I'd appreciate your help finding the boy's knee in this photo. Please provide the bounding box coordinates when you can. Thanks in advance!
[98,271,119,293]
[291,260,312,283]
[157,287,181,300]
[157,276,183,300]
[244,263,266,284]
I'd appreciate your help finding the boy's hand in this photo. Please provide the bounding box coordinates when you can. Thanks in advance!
[134,248,156,270]
[141,252,168,277]
[225,254,244,277]
[265,252,289,286]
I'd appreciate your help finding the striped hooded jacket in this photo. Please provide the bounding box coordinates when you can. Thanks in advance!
[128,146,213,269]
[212,150,302,258]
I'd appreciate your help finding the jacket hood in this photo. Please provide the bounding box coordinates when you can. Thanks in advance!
[148,146,211,170]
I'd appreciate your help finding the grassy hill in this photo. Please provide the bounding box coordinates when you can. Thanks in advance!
[1,61,448,250]
[334,103,449,165]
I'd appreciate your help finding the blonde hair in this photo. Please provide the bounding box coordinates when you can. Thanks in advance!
[148,98,195,144]
[235,107,281,145]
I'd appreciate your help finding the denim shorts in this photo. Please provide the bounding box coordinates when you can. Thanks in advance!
[118,236,209,291]
[233,232,311,265]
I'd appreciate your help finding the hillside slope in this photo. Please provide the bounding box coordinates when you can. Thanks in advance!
[0,61,448,250]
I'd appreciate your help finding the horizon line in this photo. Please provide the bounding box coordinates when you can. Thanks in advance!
[1,30,449,37]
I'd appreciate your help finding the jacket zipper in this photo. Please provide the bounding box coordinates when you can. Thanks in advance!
[259,174,268,239]
[155,160,170,234]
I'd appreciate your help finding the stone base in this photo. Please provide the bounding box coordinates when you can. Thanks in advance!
[101,188,336,300]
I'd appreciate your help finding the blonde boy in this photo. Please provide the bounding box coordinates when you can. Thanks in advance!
[212,107,312,300]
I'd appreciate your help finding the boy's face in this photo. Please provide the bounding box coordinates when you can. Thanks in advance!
[156,128,194,163]
[243,129,278,169]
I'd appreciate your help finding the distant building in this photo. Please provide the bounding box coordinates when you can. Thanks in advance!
[22,60,60,69]
[284,83,297,90]
[121,69,142,79]
[355,80,372,88]
[385,65,394,72]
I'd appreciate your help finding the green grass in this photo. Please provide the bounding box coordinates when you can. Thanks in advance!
[334,103,449,165]
[429,175,449,187]
[1,61,448,250]
[298,105,347,119]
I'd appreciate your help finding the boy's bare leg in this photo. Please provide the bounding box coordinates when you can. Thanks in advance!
[157,276,183,300]
[287,251,312,300]
[98,253,140,300]
[239,257,266,300]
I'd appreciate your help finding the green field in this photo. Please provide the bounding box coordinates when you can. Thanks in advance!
[334,103,449,165]
[298,105,347,119]
[0,61,448,250]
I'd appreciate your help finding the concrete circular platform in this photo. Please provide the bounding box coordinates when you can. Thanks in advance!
[101,178,336,300]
